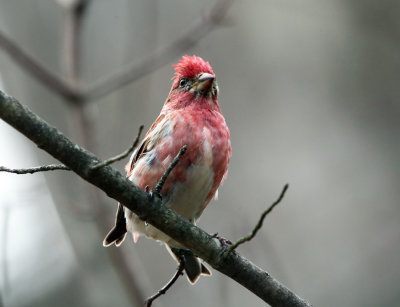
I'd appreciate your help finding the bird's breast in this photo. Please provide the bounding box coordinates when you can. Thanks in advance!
[128,109,230,220]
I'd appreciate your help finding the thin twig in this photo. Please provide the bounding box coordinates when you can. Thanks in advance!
[225,184,289,254]
[0,164,70,174]
[91,125,144,170]
[0,134,145,175]
[145,255,185,307]
[153,145,187,196]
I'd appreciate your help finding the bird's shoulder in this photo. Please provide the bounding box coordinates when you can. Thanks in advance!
[125,113,170,176]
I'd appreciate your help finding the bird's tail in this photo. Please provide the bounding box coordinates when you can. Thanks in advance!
[167,245,211,284]
[103,203,127,247]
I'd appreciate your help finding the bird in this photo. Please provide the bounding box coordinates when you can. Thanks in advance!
[103,55,231,284]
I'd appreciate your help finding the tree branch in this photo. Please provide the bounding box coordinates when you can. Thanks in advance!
[225,184,289,254]
[0,90,311,307]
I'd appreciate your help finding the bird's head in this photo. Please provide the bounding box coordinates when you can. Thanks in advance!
[164,55,220,111]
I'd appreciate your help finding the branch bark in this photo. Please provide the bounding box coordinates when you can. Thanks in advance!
[0,90,311,307]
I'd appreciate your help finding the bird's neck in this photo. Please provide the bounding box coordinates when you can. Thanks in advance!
[163,91,221,113]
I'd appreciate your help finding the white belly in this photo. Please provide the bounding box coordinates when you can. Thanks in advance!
[125,158,214,247]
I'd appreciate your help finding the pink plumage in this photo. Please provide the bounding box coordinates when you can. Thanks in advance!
[104,55,231,284]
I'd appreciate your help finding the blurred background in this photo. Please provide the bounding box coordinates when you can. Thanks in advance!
[1,0,399,306]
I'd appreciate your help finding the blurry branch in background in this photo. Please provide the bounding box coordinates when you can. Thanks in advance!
[0,0,233,104]
[0,91,312,307]
[0,30,82,102]
[83,0,233,101]
[225,184,289,254]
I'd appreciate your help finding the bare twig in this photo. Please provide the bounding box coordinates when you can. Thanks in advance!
[153,145,187,196]
[225,184,289,254]
[91,125,144,170]
[0,133,145,175]
[145,254,185,307]
[0,164,70,174]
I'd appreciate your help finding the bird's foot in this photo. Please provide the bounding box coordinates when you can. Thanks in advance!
[170,247,193,258]
[212,233,232,254]
[145,185,162,201]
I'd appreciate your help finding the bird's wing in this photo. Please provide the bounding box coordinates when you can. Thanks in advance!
[125,113,167,177]
[104,113,167,246]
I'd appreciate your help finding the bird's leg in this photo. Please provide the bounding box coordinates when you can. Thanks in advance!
[212,232,232,254]
[170,247,194,258]
[140,185,162,225]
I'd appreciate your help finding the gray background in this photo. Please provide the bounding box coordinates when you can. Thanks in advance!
[1,1,399,306]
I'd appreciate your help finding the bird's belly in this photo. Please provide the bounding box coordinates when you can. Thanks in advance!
[165,163,214,221]
[125,162,214,245]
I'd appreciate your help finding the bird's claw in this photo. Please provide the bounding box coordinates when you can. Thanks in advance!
[146,185,162,201]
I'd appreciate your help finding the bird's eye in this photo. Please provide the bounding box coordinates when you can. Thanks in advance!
[179,78,186,87]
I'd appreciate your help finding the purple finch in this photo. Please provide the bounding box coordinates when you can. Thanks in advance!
[104,55,231,284]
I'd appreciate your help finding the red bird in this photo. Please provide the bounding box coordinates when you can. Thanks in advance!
[104,55,231,284]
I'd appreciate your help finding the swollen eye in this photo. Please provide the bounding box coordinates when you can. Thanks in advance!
[179,78,186,87]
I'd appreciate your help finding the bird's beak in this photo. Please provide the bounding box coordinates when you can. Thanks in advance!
[194,73,215,92]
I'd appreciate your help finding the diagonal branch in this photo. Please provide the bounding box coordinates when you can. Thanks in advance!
[0,90,311,307]
[225,184,289,254]
[0,30,84,102]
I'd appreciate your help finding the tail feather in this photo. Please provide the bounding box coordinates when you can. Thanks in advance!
[103,226,126,247]
[103,203,127,247]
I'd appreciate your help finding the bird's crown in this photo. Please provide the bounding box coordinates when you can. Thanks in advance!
[173,55,214,80]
